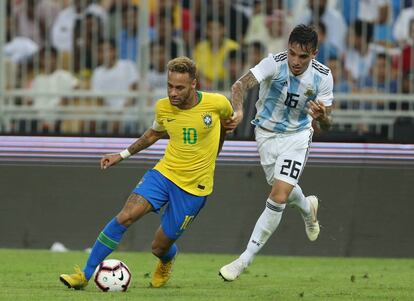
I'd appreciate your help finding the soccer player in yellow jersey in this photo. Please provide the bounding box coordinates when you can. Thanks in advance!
[60,57,233,290]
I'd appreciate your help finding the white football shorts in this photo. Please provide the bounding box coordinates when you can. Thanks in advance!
[255,126,313,186]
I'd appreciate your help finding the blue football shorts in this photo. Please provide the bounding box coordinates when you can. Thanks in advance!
[132,169,207,240]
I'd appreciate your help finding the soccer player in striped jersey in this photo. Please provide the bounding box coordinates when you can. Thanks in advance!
[60,57,233,289]
[219,24,334,281]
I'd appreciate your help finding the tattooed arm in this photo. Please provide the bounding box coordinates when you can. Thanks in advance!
[223,71,259,132]
[127,128,166,155]
[100,128,166,169]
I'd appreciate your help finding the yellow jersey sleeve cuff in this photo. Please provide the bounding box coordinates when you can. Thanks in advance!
[152,120,166,132]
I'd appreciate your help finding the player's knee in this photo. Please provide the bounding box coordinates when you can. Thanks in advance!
[269,190,288,204]
[116,211,135,227]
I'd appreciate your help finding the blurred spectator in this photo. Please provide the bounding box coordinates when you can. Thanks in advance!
[400,18,414,75]
[234,41,267,140]
[358,0,390,25]
[245,5,292,54]
[358,52,396,113]
[344,20,378,82]
[30,47,79,133]
[358,0,393,45]
[242,41,267,72]
[393,5,414,45]
[4,3,38,90]
[182,0,205,54]
[146,41,169,115]
[106,0,128,39]
[391,0,412,27]
[265,9,293,53]
[148,42,168,90]
[150,0,192,34]
[73,13,104,75]
[337,0,359,25]
[91,39,139,133]
[13,0,44,46]
[4,7,38,65]
[36,0,62,28]
[401,71,414,94]
[117,5,154,62]
[51,0,107,53]
[227,49,244,85]
[327,55,353,110]
[327,55,352,94]
[243,1,269,46]
[298,0,347,54]
[315,21,338,64]
[4,21,39,65]
[194,16,240,89]
[153,10,184,60]
[359,53,397,93]
[207,0,249,42]
[359,52,399,111]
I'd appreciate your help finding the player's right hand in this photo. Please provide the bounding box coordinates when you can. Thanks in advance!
[222,110,243,133]
[100,153,123,170]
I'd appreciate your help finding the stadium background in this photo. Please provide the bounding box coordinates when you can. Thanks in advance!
[1,0,414,257]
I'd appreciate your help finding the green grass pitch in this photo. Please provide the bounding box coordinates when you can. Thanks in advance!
[1,249,413,301]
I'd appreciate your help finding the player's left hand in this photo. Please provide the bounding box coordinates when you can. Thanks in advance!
[307,100,327,121]
[222,110,243,133]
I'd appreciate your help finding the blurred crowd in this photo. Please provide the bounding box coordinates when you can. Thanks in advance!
[2,0,414,136]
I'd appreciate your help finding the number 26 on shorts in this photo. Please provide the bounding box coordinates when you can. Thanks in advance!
[280,159,302,180]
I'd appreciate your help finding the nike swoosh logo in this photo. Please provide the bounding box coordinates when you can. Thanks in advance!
[166,118,175,122]
[118,270,124,281]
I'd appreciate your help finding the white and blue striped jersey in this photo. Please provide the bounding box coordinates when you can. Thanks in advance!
[250,51,334,133]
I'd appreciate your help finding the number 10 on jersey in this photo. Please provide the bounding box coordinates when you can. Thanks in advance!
[183,128,197,144]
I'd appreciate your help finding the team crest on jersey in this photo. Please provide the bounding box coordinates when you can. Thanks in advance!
[304,85,316,97]
[202,112,213,128]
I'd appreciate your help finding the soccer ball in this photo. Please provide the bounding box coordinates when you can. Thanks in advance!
[94,259,132,292]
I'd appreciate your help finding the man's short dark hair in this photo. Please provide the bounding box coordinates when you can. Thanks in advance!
[288,24,318,53]
[167,56,197,80]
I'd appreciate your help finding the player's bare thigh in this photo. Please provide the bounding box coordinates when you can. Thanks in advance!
[116,193,153,227]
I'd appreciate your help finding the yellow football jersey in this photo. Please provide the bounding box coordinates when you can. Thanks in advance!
[153,91,233,196]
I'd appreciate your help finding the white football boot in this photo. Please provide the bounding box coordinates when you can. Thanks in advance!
[219,258,249,281]
[302,195,320,241]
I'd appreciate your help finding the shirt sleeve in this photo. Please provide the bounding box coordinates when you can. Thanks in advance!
[317,71,334,106]
[152,101,166,131]
[250,53,279,83]
[217,94,234,119]
[152,120,165,131]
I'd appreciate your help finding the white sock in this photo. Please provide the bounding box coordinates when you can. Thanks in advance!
[240,198,285,265]
[287,185,310,216]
